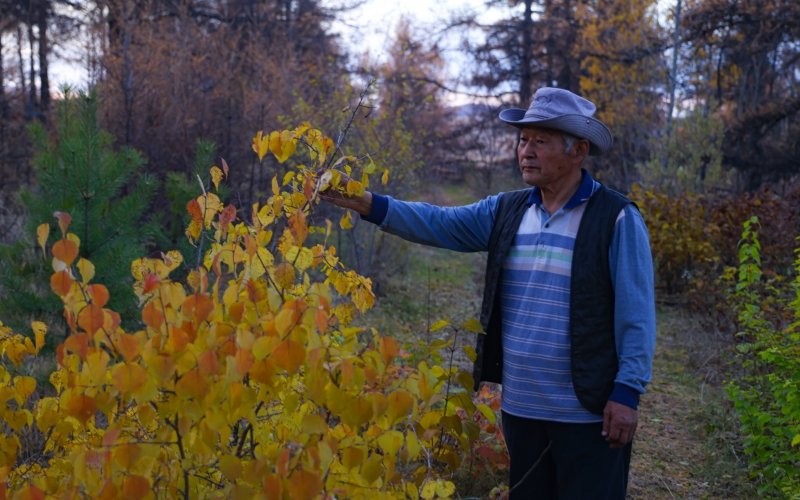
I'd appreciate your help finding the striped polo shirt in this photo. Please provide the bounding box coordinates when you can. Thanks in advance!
[500,173,605,423]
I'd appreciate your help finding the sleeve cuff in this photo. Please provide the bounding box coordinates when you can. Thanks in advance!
[361,193,388,225]
[608,383,640,410]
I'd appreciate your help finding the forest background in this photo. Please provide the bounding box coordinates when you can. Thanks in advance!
[0,0,798,498]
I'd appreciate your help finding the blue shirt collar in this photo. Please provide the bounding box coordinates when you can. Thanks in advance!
[526,169,598,210]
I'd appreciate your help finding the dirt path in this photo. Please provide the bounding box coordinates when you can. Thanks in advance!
[629,308,754,499]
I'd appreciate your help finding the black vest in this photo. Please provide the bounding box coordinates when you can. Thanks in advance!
[473,185,633,414]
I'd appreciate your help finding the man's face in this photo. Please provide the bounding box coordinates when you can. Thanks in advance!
[517,127,581,187]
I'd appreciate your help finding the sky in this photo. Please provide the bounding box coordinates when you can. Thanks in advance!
[45,0,503,94]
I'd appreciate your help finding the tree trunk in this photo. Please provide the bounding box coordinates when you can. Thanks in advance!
[663,0,681,169]
[519,0,534,105]
[0,30,7,121]
[38,2,51,114]
[27,20,39,120]
[16,27,27,113]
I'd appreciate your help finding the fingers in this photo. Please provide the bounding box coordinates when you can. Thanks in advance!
[602,401,638,448]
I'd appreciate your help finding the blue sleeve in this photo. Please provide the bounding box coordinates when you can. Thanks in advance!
[608,205,656,409]
[361,193,499,252]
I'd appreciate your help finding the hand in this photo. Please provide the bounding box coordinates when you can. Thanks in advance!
[601,400,638,448]
[316,170,373,216]
[318,188,373,216]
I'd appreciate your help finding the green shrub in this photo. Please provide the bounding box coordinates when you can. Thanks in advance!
[726,216,800,497]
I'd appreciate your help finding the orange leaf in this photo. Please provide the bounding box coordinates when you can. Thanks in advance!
[50,270,73,296]
[145,352,176,381]
[182,294,214,323]
[286,470,322,499]
[273,339,305,373]
[263,474,282,498]
[111,363,147,394]
[16,484,45,500]
[249,359,277,386]
[219,204,237,231]
[142,301,164,330]
[186,198,203,222]
[63,332,89,360]
[175,369,208,400]
[386,389,414,425]
[288,211,308,246]
[66,394,96,423]
[379,336,399,365]
[52,238,79,265]
[53,211,72,236]
[198,350,219,376]
[122,475,150,500]
[117,334,141,362]
[78,304,105,334]
[167,326,190,354]
[235,349,254,377]
[87,284,110,307]
[315,309,329,333]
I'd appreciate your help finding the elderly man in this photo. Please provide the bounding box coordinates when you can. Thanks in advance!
[322,87,656,499]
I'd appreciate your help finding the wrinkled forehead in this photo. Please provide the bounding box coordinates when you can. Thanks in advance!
[518,126,565,139]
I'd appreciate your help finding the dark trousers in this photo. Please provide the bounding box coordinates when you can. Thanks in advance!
[502,411,632,500]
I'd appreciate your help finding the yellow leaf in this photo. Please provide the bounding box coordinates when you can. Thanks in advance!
[386,390,414,425]
[460,318,484,334]
[463,345,477,362]
[269,130,297,163]
[405,430,421,460]
[210,166,223,190]
[272,176,280,196]
[420,481,437,500]
[252,336,279,361]
[302,414,327,435]
[360,453,383,484]
[376,430,404,456]
[476,403,496,424]
[381,169,389,186]
[76,258,95,284]
[219,455,242,481]
[436,480,456,498]
[339,211,353,230]
[31,321,47,351]
[252,131,269,161]
[341,447,364,470]
[13,376,36,402]
[36,223,49,257]
[430,319,449,332]
[346,179,363,196]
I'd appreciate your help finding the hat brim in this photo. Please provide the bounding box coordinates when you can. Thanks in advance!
[499,108,613,156]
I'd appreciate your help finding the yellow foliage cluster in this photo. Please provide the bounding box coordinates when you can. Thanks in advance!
[0,127,473,499]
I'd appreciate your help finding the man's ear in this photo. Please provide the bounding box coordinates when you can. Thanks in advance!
[573,139,590,159]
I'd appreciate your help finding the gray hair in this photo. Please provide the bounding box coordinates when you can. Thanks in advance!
[562,132,580,153]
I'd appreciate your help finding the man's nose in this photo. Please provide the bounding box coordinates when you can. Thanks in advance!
[519,142,536,157]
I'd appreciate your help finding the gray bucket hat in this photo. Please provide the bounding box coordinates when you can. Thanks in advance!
[499,87,613,155]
